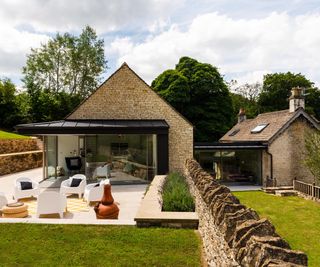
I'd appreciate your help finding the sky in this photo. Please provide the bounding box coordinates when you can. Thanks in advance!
[1,0,320,88]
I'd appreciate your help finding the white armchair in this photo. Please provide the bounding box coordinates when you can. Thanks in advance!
[83,179,110,205]
[13,177,40,201]
[93,165,111,179]
[60,174,87,198]
[37,191,67,218]
[0,192,8,211]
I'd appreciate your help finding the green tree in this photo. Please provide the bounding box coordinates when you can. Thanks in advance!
[257,72,313,113]
[304,131,320,183]
[23,26,107,122]
[0,79,31,129]
[152,57,233,141]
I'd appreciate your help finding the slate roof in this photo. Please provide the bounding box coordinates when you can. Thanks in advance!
[220,108,320,143]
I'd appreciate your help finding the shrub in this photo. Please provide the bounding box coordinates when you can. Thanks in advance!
[162,172,195,212]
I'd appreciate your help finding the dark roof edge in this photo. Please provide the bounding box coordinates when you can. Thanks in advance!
[194,141,267,149]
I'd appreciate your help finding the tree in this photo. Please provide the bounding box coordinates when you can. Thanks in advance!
[304,131,320,183]
[152,57,234,141]
[257,72,313,113]
[23,26,107,98]
[23,26,107,122]
[0,79,31,129]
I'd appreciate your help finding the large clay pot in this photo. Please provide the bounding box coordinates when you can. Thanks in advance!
[94,184,119,219]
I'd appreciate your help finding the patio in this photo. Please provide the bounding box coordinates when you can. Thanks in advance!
[0,168,147,225]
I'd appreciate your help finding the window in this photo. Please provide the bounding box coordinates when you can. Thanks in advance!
[229,129,240,136]
[251,123,268,133]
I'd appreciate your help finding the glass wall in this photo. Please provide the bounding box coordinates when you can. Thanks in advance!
[195,149,262,185]
[44,136,57,179]
[84,134,157,182]
[43,134,157,182]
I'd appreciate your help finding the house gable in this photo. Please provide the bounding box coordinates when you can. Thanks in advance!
[67,63,193,172]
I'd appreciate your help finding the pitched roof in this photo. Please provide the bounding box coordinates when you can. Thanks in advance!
[220,108,320,143]
[66,62,193,127]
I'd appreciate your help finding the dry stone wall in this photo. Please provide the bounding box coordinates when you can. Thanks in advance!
[185,159,308,267]
[0,152,42,176]
[0,138,42,176]
[0,138,40,154]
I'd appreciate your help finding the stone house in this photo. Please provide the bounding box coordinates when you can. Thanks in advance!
[16,63,193,183]
[195,87,320,187]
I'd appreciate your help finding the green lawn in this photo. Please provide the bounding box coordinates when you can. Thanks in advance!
[0,130,28,139]
[233,191,320,267]
[0,224,201,267]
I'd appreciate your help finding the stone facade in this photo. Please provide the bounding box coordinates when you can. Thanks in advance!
[268,118,315,186]
[67,63,193,173]
[185,159,308,267]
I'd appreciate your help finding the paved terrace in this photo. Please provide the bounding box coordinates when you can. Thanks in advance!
[0,168,147,225]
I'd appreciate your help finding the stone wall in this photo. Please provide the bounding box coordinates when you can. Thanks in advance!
[185,159,308,267]
[0,152,42,176]
[269,118,315,186]
[0,138,40,154]
[67,63,193,172]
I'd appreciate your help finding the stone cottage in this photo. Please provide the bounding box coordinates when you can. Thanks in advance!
[17,63,193,183]
[195,87,320,187]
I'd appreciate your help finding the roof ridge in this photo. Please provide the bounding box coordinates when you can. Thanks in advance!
[256,109,289,116]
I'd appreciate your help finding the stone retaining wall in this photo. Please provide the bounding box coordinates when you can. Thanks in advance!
[185,159,308,267]
[0,139,40,154]
[0,152,42,176]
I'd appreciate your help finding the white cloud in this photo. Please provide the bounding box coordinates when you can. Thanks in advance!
[0,0,184,34]
[112,12,320,86]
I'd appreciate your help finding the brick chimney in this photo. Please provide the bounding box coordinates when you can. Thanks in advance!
[238,108,246,123]
[289,87,305,113]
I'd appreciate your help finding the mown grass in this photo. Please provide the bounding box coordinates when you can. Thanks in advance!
[0,130,28,139]
[0,224,201,267]
[233,191,320,267]
[162,172,195,212]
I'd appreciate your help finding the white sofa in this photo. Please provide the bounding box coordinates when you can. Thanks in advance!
[36,191,67,218]
[60,174,87,199]
[83,179,110,205]
[13,177,40,201]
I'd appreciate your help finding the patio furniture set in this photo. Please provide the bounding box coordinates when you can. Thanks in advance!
[0,172,110,219]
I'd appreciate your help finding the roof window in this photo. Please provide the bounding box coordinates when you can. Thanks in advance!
[229,129,240,136]
[251,123,268,134]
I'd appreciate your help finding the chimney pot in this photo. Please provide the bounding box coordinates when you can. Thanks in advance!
[238,108,246,123]
[289,87,305,112]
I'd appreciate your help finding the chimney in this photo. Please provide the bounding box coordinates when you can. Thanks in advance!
[238,108,246,123]
[289,87,305,112]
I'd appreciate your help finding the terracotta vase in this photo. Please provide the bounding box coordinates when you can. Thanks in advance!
[94,184,119,219]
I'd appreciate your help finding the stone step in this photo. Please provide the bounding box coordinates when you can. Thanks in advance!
[262,186,293,194]
[275,190,298,197]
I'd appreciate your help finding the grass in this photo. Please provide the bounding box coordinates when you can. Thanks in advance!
[162,172,195,212]
[0,130,28,139]
[0,224,201,267]
[233,191,320,267]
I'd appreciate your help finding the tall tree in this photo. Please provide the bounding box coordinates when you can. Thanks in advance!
[257,72,320,120]
[0,79,31,129]
[22,26,107,122]
[152,57,233,141]
[23,26,107,98]
[257,72,313,113]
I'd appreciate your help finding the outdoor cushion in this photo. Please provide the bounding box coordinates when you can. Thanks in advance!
[20,181,33,190]
[70,178,82,187]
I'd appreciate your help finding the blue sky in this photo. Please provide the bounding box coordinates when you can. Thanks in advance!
[1,0,320,88]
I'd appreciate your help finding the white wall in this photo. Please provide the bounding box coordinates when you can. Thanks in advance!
[57,136,79,171]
